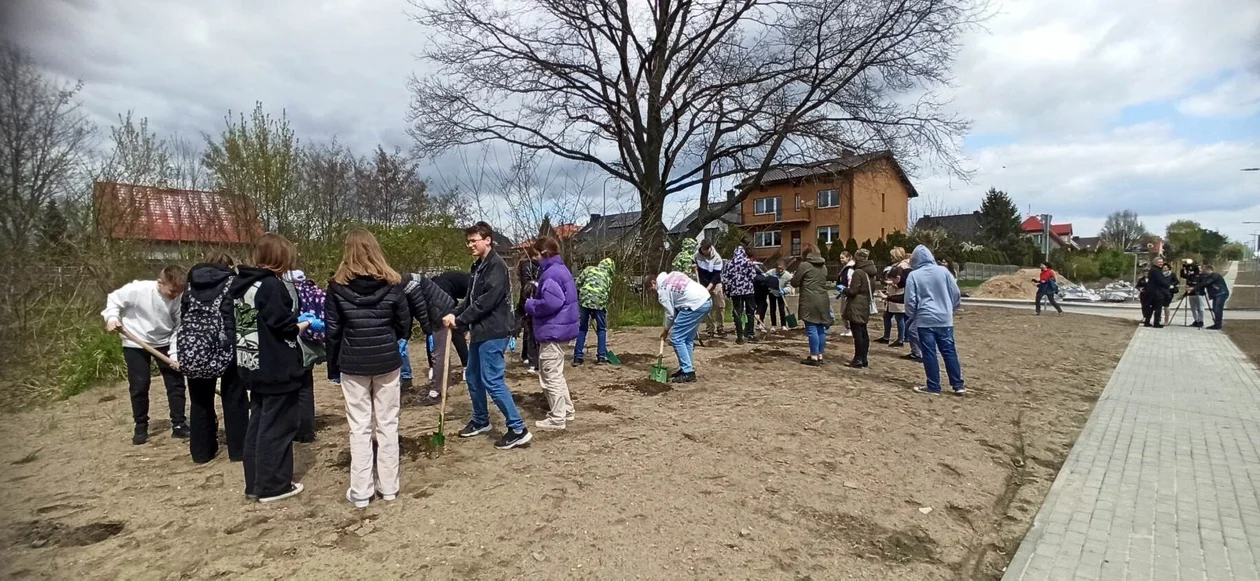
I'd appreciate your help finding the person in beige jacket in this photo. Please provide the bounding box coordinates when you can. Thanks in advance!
[878,247,910,347]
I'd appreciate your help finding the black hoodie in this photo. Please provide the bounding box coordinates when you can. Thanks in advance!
[325,276,411,377]
[182,263,236,340]
[229,266,304,392]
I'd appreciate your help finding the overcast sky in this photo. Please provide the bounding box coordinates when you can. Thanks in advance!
[4,0,1259,245]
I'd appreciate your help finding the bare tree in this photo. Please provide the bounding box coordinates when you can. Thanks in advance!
[170,133,209,190]
[407,0,977,265]
[498,147,593,243]
[0,43,96,258]
[1099,210,1150,252]
[100,111,173,187]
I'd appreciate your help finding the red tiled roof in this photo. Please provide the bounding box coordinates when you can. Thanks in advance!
[94,182,262,244]
[515,224,582,249]
[1020,216,1073,237]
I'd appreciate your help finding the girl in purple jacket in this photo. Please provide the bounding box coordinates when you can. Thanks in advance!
[523,236,580,430]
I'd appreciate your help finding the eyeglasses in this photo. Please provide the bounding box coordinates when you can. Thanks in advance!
[466,237,486,245]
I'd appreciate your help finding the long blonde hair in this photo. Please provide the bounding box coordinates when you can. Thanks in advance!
[333,229,402,285]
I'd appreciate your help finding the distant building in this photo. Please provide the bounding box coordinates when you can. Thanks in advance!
[514,223,581,253]
[737,150,917,262]
[572,211,643,255]
[1020,216,1078,251]
[914,211,983,243]
[667,195,743,243]
[93,181,262,260]
[1072,236,1101,252]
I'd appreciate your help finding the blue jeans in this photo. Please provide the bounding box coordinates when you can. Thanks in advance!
[670,300,711,373]
[574,307,608,361]
[806,323,827,356]
[398,339,412,380]
[466,338,524,432]
[906,323,922,357]
[917,326,964,393]
[1211,293,1228,326]
[880,311,906,341]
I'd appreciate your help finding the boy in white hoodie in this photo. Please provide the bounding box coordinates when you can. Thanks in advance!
[102,266,188,445]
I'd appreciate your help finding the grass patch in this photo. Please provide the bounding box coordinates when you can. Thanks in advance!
[57,325,127,399]
[957,278,988,290]
[1224,320,1260,369]
[610,299,664,328]
[12,450,40,465]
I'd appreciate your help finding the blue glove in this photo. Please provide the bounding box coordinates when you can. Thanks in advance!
[835,284,846,292]
[298,313,325,333]
[508,337,517,351]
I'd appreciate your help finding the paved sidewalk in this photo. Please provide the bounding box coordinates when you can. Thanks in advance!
[1004,325,1260,580]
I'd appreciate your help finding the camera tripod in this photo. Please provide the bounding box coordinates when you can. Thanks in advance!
[1170,292,1215,328]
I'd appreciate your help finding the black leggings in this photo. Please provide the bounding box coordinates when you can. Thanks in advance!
[730,295,756,338]
[768,295,787,326]
[1035,288,1062,314]
[852,323,870,362]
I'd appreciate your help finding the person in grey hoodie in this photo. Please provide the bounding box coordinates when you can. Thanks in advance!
[904,245,965,396]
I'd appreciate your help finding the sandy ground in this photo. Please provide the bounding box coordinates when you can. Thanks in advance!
[0,306,1133,580]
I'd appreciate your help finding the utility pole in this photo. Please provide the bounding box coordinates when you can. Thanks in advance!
[1040,213,1053,262]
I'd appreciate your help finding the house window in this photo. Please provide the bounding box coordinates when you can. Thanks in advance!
[817,189,840,208]
[881,227,885,239]
[817,225,841,245]
[795,194,801,212]
[703,227,719,241]
[882,193,886,212]
[753,230,782,248]
[754,197,780,216]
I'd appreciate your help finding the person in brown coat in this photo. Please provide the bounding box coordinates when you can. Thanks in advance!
[843,249,879,368]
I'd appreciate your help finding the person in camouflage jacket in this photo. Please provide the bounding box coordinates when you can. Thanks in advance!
[670,238,699,275]
[573,258,615,365]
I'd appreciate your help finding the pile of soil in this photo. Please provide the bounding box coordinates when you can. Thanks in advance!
[973,269,1067,300]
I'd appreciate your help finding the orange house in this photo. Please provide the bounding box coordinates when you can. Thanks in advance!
[738,151,918,261]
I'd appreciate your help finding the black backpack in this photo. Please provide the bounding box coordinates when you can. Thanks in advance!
[178,276,235,379]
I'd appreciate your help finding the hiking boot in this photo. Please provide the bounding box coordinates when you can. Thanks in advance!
[572,358,584,367]
[535,418,567,430]
[875,337,890,344]
[346,488,370,509]
[889,341,904,348]
[259,482,304,503]
[670,371,696,383]
[171,423,190,439]
[458,421,492,438]
[494,428,533,449]
[133,424,149,445]
[913,386,941,396]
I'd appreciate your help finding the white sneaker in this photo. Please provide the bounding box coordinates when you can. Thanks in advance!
[565,412,575,422]
[840,330,852,337]
[259,482,304,503]
[535,418,567,430]
[381,493,397,502]
[346,488,370,509]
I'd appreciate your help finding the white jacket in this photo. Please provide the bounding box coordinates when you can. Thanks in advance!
[656,272,712,326]
[101,280,181,349]
[695,250,723,273]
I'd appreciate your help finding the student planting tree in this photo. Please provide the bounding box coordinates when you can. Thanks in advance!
[102,265,188,445]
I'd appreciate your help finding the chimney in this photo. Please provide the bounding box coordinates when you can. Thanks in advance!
[589,213,601,223]
[726,189,735,202]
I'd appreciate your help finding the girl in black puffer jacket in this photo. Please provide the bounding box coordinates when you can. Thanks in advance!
[325,229,411,509]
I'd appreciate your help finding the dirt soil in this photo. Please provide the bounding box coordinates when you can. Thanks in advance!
[971,269,1045,300]
[0,307,1133,580]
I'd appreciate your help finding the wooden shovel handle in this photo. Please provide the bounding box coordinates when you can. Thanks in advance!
[117,327,178,369]
[658,338,665,357]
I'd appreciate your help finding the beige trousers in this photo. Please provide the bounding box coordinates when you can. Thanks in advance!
[705,286,726,333]
[341,369,401,501]
[538,342,574,421]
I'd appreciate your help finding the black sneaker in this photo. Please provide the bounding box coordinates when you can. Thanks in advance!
[572,358,584,367]
[595,358,610,365]
[419,394,441,407]
[875,337,890,344]
[172,423,190,439]
[747,336,758,344]
[494,428,533,449]
[295,433,316,444]
[889,341,904,348]
[735,336,746,345]
[401,378,414,391]
[133,424,148,445]
[847,359,868,369]
[458,421,492,438]
[670,371,696,383]
[1192,321,1204,328]
[903,353,922,362]
[670,369,685,379]
[1208,324,1223,330]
